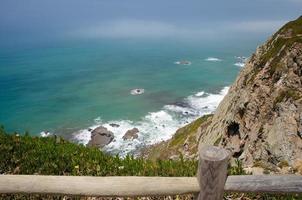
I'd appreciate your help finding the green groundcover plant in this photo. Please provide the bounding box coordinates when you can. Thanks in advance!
[0,126,301,199]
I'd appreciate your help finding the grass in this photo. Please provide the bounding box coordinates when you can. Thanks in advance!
[245,16,302,85]
[273,88,301,108]
[0,126,301,199]
[169,114,212,147]
[0,126,198,177]
[259,16,302,75]
[145,114,213,160]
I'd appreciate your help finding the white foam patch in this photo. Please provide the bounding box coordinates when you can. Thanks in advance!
[234,56,248,67]
[205,57,222,62]
[174,61,192,65]
[195,91,205,97]
[187,87,228,112]
[73,87,229,156]
[40,131,52,137]
[234,62,245,67]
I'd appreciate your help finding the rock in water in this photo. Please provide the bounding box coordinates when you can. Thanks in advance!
[130,89,144,95]
[88,126,114,148]
[109,123,120,128]
[123,128,139,140]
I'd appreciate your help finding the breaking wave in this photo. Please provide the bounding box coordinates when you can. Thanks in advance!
[205,57,222,62]
[234,56,248,67]
[72,87,229,156]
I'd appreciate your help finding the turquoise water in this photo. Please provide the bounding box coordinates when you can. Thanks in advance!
[0,38,258,154]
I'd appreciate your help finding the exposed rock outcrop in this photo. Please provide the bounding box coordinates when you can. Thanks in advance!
[144,17,302,173]
[143,115,213,160]
[87,126,114,148]
[123,128,139,140]
[199,16,302,170]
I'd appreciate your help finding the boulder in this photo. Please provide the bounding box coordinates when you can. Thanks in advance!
[87,126,114,148]
[123,128,139,140]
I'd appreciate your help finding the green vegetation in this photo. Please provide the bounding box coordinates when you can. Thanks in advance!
[274,88,301,107]
[260,16,302,75]
[228,159,247,175]
[145,115,213,160]
[253,160,279,173]
[0,126,197,177]
[170,114,212,147]
[278,160,290,168]
[245,16,302,85]
[213,135,222,146]
[0,126,301,199]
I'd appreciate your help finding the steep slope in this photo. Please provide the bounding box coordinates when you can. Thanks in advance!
[143,115,213,160]
[199,16,302,170]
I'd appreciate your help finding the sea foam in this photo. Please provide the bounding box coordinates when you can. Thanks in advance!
[73,87,229,156]
[205,57,222,62]
[234,56,248,67]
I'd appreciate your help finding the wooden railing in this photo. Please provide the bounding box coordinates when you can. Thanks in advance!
[1,146,302,199]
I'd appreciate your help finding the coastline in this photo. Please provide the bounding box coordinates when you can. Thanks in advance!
[71,86,229,156]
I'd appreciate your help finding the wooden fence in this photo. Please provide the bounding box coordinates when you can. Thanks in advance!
[0,146,302,199]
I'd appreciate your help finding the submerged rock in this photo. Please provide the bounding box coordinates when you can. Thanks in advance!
[130,88,145,95]
[87,126,114,148]
[174,60,192,65]
[109,123,120,128]
[123,128,139,140]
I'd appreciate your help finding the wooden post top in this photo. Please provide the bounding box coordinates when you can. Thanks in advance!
[199,145,230,161]
[197,145,230,200]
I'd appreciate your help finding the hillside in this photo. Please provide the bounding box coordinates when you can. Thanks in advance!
[147,16,302,174]
[142,114,213,160]
[199,16,302,171]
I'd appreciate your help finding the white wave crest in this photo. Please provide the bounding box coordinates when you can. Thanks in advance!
[205,57,222,62]
[73,87,229,156]
[234,62,245,67]
[174,61,192,65]
[234,56,248,67]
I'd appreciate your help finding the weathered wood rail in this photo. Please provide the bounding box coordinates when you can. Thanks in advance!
[0,146,302,199]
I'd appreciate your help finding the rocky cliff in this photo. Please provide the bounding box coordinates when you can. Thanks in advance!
[199,16,302,171]
[146,16,302,173]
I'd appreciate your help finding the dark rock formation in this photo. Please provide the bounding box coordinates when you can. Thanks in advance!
[109,123,120,128]
[123,128,139,140]
[88,126,114,148]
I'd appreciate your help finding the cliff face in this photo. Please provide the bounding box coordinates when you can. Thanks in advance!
[142,115,213,160]
[144,17,302,172]
[199,16,302,170]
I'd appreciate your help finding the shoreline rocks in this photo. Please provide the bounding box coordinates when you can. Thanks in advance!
[87,126,114,148]
[123,128,139,140]
[109,123,120,128]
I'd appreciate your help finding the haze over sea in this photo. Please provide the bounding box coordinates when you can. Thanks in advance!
[1,0,301,155]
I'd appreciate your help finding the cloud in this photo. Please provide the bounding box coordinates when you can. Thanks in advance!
[67,19,288,40]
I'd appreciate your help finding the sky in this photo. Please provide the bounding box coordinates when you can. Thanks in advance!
[0,0,301,46]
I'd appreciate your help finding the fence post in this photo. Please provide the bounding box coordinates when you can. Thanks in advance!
[197,145,230,200]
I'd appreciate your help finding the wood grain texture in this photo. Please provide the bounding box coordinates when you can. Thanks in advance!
[197,145,230,200]
[0,176,199,197]
[225,175,302,193]
[0,175,302,196]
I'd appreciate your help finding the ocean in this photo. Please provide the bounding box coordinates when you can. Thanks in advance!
[0,38,257,155]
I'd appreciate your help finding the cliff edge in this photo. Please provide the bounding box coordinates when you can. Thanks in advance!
[199,16,302,171]
[145,16,302,174]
